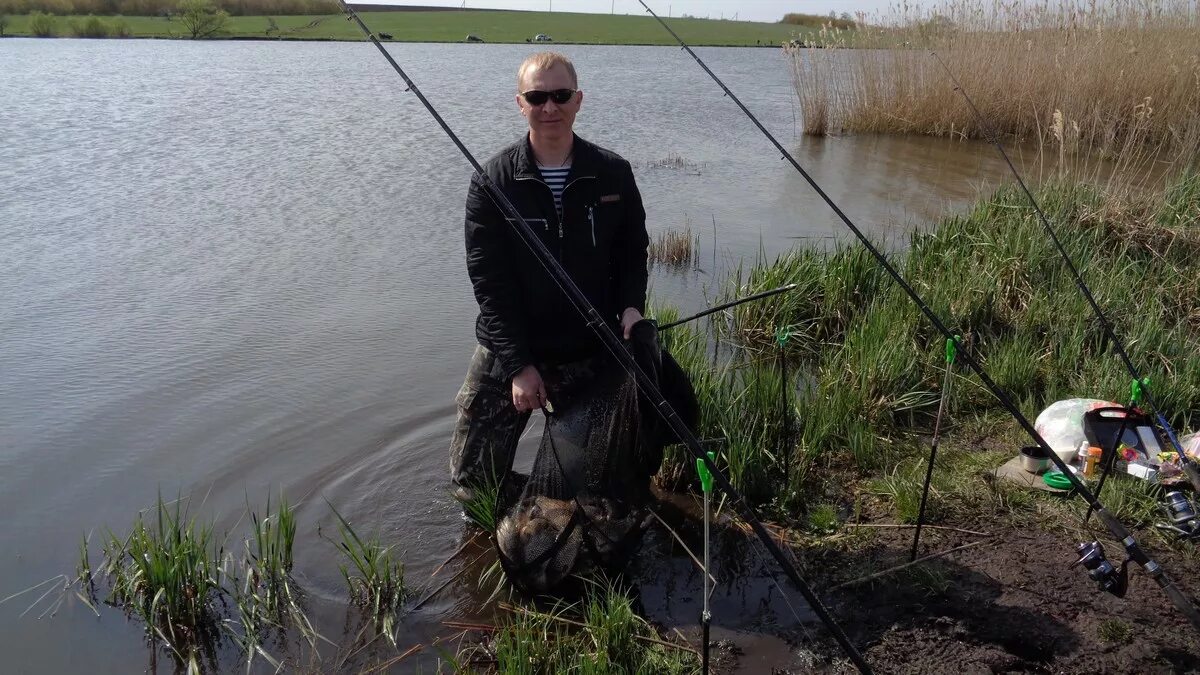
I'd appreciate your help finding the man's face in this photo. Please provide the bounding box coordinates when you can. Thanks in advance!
[516,63,583,140]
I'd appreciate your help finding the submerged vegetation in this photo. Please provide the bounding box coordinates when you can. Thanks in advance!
[792,0,1200,171]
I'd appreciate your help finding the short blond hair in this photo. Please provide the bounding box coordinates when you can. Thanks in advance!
[517,52,578,91]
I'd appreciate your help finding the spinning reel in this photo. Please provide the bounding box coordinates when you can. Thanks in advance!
[1073,492,1198,598]
[1156,490,1200,540]
[1072,541,1131,598]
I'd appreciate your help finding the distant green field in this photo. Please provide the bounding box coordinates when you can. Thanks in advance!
[2,10,815,45]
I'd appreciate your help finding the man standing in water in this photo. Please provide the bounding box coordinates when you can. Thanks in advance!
[450,52,649,502]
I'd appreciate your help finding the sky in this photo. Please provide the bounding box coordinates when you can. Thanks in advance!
[353,1,900,23]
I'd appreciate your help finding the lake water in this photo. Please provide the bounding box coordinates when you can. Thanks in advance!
[0,37,1018,672]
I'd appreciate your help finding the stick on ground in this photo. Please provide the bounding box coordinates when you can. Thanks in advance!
[828,540,989,592]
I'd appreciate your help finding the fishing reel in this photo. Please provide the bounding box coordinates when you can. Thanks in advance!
[1072,541,1130,598]
[1155,491,1200,540]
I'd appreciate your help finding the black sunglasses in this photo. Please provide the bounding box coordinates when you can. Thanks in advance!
[520,88,577,105]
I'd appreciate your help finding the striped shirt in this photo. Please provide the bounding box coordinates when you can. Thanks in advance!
[538,162,571,217]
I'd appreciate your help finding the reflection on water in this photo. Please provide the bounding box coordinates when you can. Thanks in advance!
[1,38,1021,670]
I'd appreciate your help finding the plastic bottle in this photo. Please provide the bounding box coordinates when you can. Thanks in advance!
[1084,446,1103,479]
[1076,440,1090,468]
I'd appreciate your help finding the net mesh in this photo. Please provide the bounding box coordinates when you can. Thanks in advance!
[494,320,696,594]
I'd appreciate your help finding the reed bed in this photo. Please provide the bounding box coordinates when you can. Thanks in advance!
[791,0,1200,171]
[655,171,1200,510]
[648,220,700,269]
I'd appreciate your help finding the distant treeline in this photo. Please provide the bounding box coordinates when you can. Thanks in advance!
[779,12,856,29]
[0,0,337,15]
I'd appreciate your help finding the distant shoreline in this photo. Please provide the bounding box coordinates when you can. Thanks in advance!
[0,9,813,47]
[0,34,789,47]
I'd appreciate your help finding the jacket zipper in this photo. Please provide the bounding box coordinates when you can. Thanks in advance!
[515,174,598,249]
[515,175,561,253]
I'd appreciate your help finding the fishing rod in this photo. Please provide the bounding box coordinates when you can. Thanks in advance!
[658,282,797,330]
[332,3,874,671]
[929,51,1200,496]
[637,0,1200,631]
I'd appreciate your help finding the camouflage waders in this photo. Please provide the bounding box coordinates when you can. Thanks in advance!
[450,344,604,498]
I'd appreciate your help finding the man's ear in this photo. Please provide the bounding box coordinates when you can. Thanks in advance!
[516,93,526,115]
[576,90,584,109]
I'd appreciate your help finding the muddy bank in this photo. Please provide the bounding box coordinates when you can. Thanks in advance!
[805,520,1200,674]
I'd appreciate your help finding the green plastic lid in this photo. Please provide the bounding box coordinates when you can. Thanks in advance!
[1043,470,1074,490]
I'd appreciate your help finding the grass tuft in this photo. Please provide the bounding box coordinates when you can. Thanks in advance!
[1098,618,1133,643]
[460,471,502,533]
[98,494,224,667]
[806,503,841,533]
[477,577,697,674]
[327,503,407,644]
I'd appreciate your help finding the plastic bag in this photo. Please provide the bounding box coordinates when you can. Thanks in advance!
[1033,398,1121,462]
[1181,432,1200,461]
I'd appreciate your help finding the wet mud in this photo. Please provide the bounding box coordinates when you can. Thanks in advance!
[792,521,1200,674]
[596,484,1200,674]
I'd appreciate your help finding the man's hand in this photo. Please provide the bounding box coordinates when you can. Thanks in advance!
[621,307,643,340]
[511,365,547,412]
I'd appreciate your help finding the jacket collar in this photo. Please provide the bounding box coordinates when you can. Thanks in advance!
[515,132,599,182]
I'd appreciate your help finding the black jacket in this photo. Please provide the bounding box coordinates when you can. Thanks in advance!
[465,134,649,378]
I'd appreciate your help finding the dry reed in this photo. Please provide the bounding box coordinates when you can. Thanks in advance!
[648,219,699,269]
[790,0,1200,172]
[637,152,703,172]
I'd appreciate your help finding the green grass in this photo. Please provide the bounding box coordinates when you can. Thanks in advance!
[472,578,697,674]
[97,495,225,669]
[655,171,1200,519]
[228,493,319,670]
[806,502,841,533]
[2,9,816,44]
[69,492,320,672]
[460,470,502,533]
[1098,617,1133,643]
[327,503,407,646]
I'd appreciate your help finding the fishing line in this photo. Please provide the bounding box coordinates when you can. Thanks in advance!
[636,0,1200,631]
[332,3,874,670]
[929,51,1200,495]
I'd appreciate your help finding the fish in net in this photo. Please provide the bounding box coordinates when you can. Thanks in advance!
[495,320,697,594]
